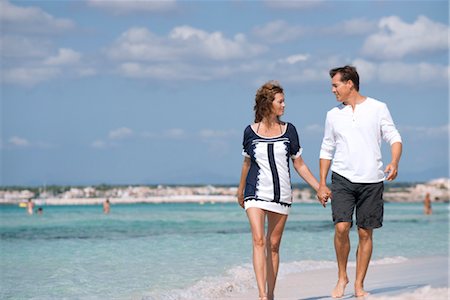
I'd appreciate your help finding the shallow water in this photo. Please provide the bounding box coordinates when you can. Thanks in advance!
[0,202,448,299]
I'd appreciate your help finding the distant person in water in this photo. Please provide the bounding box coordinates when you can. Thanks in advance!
[237,80,323,300]
[36,207,43,215]
[424,193,432,215]
[103,198,111,214]
[27,198,34,215]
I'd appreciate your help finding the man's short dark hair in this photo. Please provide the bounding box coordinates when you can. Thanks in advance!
[330,65,360,91]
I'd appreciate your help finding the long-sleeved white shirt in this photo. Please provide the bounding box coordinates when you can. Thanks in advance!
[320,97,402,183]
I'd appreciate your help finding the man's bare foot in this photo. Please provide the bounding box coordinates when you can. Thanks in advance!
[354,287,370,298]
[331,278,349,298]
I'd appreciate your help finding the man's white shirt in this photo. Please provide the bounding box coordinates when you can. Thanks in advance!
[320,97,402,183]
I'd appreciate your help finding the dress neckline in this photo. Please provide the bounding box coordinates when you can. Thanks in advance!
[250,122,288,139]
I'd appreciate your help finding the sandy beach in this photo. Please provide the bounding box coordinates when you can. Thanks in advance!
[220,256,449,300]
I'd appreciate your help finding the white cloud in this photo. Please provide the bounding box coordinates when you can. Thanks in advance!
[77,68,97,77]
[4,136,56,149]
[273,66,329,84]
[164,128,185,139]
[109,127,134,140]
[108,25,327,81]
[92,140,107,149]
[44,48,81,66]
[278,54,310,65]
[107,26,266,62]
[0,1,84,86]
[399,124,450,138]
[362,15,449,60]
[141,128,187,139]
[324,18,377,36]
[0,0,74,34]
[264,0,324,9]
[0,35,52,59]
[92,128,138,148]
[8,136,30,147]
[87,0,177,15]
[253,20,306,43]
[119,62,202,80]
[172,26,264,60]
[107,27,180,62]
[353,59,449,85]
[92,128,135,148]
[199,129,238,139]
[2,67,60,86]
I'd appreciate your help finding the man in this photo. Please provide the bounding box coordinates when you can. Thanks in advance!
[317,65,402,298]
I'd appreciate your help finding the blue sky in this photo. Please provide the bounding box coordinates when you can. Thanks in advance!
[1,0,448,186]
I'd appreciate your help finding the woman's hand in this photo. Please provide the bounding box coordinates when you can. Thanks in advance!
[237,193,245,209]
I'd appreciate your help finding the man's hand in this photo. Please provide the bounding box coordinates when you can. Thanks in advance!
[317,184,331,207]
[384,162,399,181]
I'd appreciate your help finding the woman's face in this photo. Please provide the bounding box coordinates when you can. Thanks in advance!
[271,93,285,117]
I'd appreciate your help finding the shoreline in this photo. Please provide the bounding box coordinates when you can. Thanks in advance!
[218,256,449,300]
[1,195,324,206]
[2,195,449,206]
[1,195,237,206]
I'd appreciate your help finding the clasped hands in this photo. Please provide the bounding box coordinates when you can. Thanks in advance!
[317,185,331,207]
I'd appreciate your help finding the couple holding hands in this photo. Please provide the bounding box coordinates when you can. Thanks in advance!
[237,65,402,300]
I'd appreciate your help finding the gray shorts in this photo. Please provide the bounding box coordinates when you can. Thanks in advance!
[331,172,384,229]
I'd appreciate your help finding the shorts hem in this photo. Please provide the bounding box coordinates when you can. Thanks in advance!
[357,223,383,229]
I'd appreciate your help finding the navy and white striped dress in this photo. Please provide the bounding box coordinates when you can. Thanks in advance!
[242,122,302,215]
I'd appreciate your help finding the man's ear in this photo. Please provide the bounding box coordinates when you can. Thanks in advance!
[347,80,354,90]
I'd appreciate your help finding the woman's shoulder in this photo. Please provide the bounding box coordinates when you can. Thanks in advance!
[284,122,297,131]
[243,124,255,138]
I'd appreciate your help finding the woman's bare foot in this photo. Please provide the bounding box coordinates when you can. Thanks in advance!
[331,278,349,298]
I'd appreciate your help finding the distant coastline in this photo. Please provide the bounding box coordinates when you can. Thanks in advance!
[1,178,448,206]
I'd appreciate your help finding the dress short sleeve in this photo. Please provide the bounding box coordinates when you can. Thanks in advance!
[288,123,303,159]
[242,125,251,158]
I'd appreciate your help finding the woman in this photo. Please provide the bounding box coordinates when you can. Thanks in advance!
[237,80,321,300]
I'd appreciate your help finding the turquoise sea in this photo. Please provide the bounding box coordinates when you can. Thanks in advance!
[0,202,448,299]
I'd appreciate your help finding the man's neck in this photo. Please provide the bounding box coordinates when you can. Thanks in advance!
[343,92,365,109]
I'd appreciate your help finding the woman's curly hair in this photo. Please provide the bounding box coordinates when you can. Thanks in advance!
[254,80,284,123]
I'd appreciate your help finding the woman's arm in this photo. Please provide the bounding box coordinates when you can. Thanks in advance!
[237,157,251,208]
[292,155,331,207]
[292,155,320,192]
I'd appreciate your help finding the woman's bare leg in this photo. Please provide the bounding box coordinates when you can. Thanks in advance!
[247,208,268,299]
[266,211,288,300]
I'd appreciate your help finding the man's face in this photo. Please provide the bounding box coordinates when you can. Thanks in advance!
[331,73,351,102]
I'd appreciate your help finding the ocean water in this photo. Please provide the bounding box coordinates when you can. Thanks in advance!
[0,202,448,299]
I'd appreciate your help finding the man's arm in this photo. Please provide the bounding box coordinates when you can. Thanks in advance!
[384,142,402,181]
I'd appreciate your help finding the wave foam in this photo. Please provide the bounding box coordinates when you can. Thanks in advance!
[368,286,449,300]
[141,257,410,300]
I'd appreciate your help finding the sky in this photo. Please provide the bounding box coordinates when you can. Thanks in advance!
[1,0,449,186]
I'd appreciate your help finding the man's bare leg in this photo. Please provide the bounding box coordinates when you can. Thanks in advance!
[332,222,351,298]
[355,227,373,297]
